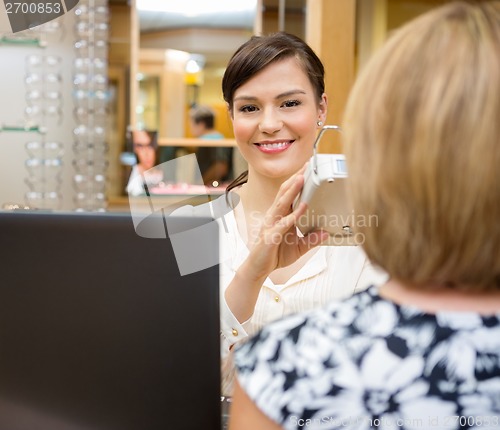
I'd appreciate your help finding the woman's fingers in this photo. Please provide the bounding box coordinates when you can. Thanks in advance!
[259,201,306,251]
[257,200,304,253]
[265,173,304,226]
[275,200,306,230]
[250,205,328,273]
[269,162,308,216]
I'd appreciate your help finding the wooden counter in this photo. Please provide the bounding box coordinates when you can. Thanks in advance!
[158,137,237,147]
[107,190,225,214]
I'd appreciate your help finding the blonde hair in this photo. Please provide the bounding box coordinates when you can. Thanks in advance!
[343,1,500,290]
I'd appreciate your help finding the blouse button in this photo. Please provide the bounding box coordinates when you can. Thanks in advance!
[232,328,238,337]
[274,295,280,303]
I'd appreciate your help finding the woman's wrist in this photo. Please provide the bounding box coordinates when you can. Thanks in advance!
[238,255,270,286]
[226,261,268,323]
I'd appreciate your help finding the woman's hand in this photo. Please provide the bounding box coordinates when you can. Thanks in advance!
[225,164,329,324]
[244,165,329,282]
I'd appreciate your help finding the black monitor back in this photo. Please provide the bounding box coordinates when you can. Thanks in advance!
[0,211,220,430]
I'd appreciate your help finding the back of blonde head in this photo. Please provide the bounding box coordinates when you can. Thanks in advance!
[344,1,500,290]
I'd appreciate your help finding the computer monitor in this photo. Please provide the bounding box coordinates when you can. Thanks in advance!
[0,211,220,430]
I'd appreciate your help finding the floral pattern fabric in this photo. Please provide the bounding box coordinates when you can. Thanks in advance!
[234,286,500,430]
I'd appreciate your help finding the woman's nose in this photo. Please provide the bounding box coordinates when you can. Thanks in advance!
[258,109,283,134]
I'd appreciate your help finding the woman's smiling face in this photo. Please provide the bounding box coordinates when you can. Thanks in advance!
[231,56,327,182]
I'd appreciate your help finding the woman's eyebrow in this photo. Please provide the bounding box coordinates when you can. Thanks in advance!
[233,89,306,103]
[275,89,306,99]
[233,95,257,103]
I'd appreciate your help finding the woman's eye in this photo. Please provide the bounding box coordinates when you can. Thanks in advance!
[282,99,301,108]
[239,105,258,113]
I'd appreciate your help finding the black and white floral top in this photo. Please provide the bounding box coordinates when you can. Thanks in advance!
[234,286,500,430]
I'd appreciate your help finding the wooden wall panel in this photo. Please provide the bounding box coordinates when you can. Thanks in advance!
[306,0,356,153]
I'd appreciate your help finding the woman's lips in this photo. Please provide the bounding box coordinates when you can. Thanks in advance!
[254,140,294,154]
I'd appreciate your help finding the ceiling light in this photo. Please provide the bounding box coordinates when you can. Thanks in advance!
[136,0,257,16]
[186,59,201,74]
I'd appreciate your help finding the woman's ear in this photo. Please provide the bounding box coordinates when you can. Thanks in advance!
[318,93,328,123]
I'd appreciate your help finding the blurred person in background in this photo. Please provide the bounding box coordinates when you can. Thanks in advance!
[189,105,233,186]
[126,130,163,196]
